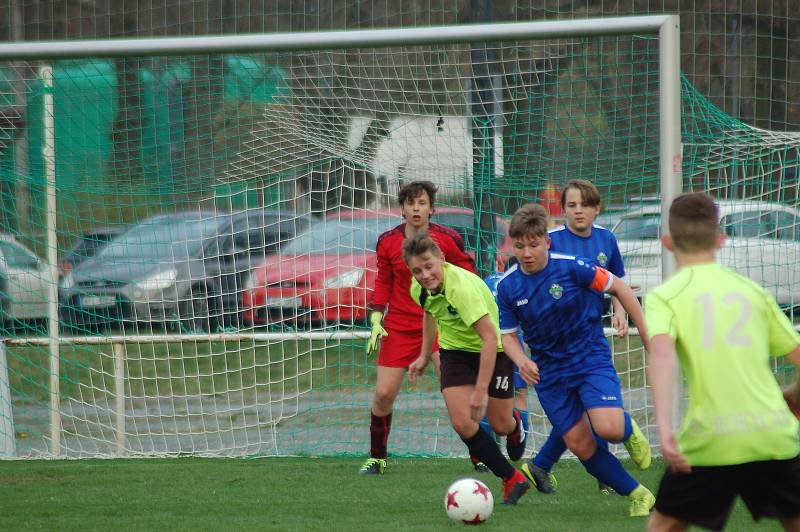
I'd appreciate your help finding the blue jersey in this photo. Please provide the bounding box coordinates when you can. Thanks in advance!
[549,224,623,317]
[496,253,614,378]
[548,224,624,277]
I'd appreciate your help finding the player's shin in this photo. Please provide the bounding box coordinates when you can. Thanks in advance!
[622,411,633,441]
[534,429,568,471]
[461,426,515,479]
[579,445,638,496]
[369,412,392,459]
[519,409,529,436]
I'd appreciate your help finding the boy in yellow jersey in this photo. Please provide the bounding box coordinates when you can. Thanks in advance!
[403,233,538,505]
[645,193,800,532]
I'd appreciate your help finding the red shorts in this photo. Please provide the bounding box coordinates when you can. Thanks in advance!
[377,328,439,368]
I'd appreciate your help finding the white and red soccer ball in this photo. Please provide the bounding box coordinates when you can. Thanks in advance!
[444,477,494,524]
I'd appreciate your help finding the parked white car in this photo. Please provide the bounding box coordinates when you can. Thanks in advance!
[613,200,800,306]
[0,235,49,322]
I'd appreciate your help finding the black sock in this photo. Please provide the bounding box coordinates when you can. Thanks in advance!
[461,427,514,479]
[369,412,391,459]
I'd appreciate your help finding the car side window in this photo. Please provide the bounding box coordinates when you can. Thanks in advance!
[722,211,775,238]
[0,241,39,269]
[228,216,276,258]
[236,228,267,255]
[774,211,799,241]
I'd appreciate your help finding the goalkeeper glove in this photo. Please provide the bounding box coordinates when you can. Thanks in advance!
[366,311,388,356]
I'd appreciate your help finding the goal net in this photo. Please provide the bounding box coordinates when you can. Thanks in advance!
[2,17,790,460]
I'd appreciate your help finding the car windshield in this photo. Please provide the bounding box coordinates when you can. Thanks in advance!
[282,217,397,255]
[613,213,661,239]
[64,233,119,262]
[97,217,223,259]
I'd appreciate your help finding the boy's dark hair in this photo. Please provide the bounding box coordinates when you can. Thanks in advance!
[398,180,438,209]
[402,233,442,265]
[668,193,720,252]
[561,179,601,208]
[508,203,549,240]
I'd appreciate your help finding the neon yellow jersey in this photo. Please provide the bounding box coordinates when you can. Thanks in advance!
[410,263,502,352]
[645,262,800,466]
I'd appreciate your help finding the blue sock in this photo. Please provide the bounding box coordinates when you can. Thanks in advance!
[479,416,495,440]
[519,409,529,436]
[622,411,633,442]
[533,428,567,472]
[594,431,610,451]
[580,446,638,495]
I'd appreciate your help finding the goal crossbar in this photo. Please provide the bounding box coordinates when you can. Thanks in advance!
[0,16,675,59]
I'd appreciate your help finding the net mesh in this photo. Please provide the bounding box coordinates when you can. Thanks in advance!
[0,7,796,459]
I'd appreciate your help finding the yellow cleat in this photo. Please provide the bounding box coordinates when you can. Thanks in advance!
[628,484,656,517]
[623,418,652,470]
[358,457,386,475]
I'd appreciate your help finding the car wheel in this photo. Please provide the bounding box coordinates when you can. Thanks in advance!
[179,286,220,334]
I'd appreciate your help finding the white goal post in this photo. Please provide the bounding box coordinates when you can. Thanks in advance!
[0,16,681,458]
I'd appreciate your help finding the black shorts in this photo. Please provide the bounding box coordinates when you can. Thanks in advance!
[438,348,514,399]
[654,455,800,531]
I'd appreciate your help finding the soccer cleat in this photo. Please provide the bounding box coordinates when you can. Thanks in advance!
[521,462,557,494]
[628,484,656,517]
[623,418,652,470]
[506,409,527,461]
[598,481,616,495]
[470,456,490,473]
[501,469,531,505]
[473,462,490,473]
[358,457,386,475]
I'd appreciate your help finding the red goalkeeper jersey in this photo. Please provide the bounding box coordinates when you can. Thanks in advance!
[369,223,476,332]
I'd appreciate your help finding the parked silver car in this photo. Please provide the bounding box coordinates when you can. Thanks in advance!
[59,209,312,332]
[614,200,800,306]
[0,235,50,324]
[59,226,125,278]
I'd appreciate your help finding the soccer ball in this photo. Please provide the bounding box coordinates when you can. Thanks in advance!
[444,477,493,524]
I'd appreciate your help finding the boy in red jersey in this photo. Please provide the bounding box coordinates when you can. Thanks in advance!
[359,180,494,475]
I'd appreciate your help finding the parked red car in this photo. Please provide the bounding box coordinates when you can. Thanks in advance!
[241,208,512,327]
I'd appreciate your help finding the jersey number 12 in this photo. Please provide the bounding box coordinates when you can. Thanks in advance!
[695,292,752,349]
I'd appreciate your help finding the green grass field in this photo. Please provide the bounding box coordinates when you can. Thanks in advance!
[0,457,781,531]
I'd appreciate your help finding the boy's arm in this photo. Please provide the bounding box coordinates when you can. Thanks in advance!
[782,346,800,413]
[470,315,499,421]
[610,296,629,337]
[647,333,691,473]
[420,311,437,361]
[501,332,539,384]
[368,237,393,313]
[606,236,629,336]
[607,276,649,352]
[408,312,437,385]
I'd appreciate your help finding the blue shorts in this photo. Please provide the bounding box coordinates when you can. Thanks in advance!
[535,362,623,435]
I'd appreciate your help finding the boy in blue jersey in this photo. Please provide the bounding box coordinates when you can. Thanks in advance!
[496,202,656,517]
[523,179,649,495]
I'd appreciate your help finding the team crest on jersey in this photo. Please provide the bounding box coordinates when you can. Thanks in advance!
[549,283,563,300]
[597,252,608,266]
[447,304,459,316]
